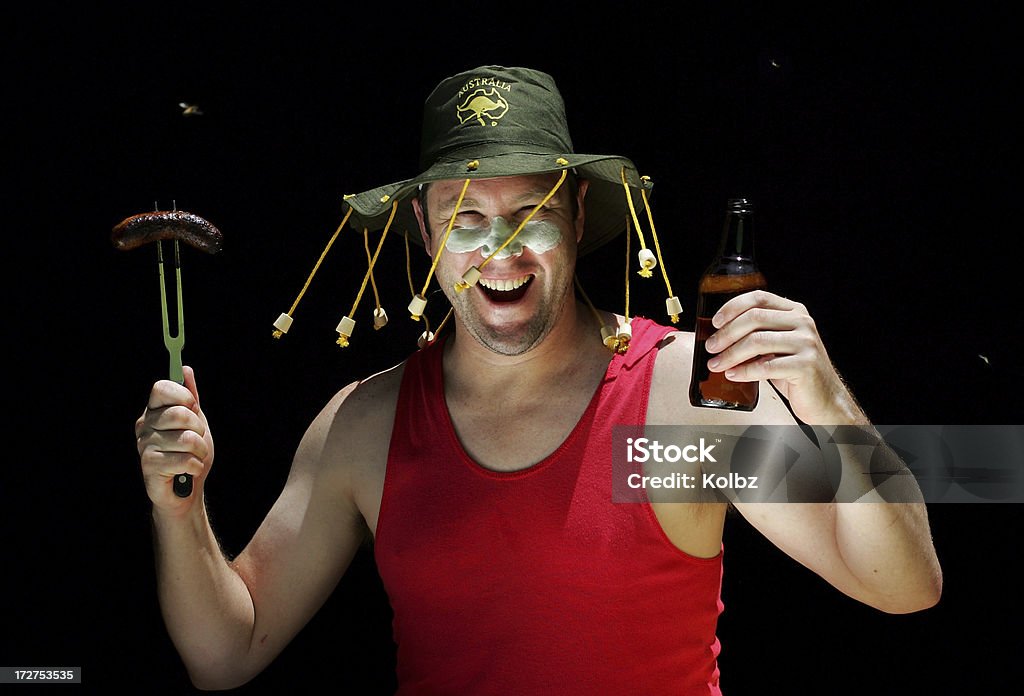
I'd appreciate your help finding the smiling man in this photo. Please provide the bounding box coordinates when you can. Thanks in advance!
[134,65,942,694]
[419,174,587,356]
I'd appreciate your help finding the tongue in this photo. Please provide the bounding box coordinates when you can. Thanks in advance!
[482,280,530,303]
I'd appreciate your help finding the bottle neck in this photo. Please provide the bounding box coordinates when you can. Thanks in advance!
[718,210,755,260]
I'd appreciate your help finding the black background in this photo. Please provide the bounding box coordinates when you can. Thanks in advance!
[5,1,1022,693]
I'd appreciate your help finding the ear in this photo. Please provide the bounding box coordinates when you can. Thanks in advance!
[574,179,590,245]
[411,195,433,256]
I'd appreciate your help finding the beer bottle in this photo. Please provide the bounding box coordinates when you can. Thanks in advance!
[689,198,767,410]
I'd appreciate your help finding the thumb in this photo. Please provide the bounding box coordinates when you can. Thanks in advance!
[182,365,202,411]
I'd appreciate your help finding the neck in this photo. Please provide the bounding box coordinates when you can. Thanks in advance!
[443,299,606,394]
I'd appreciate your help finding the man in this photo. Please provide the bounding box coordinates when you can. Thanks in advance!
[135,66,941,693]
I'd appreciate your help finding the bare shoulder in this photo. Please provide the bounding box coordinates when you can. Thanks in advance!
[649,328,793,426]
[326,361,406,428]
[290,361,406,534]
[651,328,695,375]
[305,361,407,467]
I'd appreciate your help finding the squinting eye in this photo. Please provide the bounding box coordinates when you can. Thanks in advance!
[516,205,546,218]
[452,211,484,224]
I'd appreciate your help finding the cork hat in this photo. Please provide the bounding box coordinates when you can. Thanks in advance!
[342,65,651,256]
[272,66,680,353]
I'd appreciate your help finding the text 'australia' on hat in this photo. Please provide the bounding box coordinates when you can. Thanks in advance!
[342,65,652,257]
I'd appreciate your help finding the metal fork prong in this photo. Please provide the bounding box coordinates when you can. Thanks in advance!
[173,239,185,345]
[157,240,185,384]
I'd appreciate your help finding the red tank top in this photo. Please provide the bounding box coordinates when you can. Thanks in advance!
[375,316,724,695]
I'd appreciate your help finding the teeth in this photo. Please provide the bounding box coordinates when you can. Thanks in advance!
[478,275,530,292]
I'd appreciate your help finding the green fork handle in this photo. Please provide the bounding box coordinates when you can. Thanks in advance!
[158,241,192,498]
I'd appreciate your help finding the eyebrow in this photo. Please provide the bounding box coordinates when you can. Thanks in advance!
[433,187,560,217]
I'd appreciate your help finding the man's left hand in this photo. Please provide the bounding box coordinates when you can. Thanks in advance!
[702,290,864,425]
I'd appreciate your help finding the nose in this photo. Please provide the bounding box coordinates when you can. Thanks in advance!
[478,217,524,260]
[482,239,525,260]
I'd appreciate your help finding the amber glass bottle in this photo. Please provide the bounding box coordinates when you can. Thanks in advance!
[689,198,767,410]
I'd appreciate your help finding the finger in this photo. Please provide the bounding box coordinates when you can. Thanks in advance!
[137,425,208,463]
[705,304,800,355]
[136,406,209,458]
[708,328,803,373]
[182,365,202,412]
[712,321,815,374]
[146,378,197,412]
[712,290,801,329]
[719,353,806,383]
[143,447,208,479]
[148,402,206,432]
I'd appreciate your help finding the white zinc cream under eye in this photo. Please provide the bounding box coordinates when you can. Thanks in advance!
[445,217,563,259]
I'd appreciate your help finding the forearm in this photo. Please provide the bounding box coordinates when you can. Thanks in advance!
[152,499,257,689]
[828,431,943,613]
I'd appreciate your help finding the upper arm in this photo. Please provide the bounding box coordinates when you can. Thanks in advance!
[730,390,939,611]
[228,381,373,674]
[724,383,869,599]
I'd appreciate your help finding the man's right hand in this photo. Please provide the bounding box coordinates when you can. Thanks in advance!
[135,365,214,515]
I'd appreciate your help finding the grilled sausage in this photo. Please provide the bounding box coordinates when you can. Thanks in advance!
[112,210,223,254]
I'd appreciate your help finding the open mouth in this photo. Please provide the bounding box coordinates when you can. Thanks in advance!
[478,275,533,303]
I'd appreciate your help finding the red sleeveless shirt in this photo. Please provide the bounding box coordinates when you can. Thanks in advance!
[374,317,724,695]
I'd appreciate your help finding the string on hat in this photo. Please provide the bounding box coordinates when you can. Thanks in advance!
[640,176,682,323]
[619,168,682,324]
[335,200,398,347]
[270,166,679,356]
[363,228,387,330]
[573,274,617,351]
[621,168,656,279]
[614,217,633,354]
[271,207,353,338]
[408,178,472,322]
[403,232,431,342]
[429,306,455,347]
[453,169,568,293]
[404,230,454,348]
[577,215,632,356]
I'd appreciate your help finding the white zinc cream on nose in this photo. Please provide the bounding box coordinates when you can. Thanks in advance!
[445,217,562,259]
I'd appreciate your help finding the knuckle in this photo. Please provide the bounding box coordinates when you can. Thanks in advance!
[184,430,212,462]
[166,404,196,428]
[750,307,770,324]
[139,446,163,472]
[798,330,820,350]
[179,428,204,451]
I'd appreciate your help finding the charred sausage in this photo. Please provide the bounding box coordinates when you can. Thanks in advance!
[112,210,223,254]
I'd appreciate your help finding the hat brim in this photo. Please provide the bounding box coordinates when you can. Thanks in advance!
[343,152,652,257]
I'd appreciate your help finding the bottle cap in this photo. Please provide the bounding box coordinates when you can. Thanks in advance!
[727,198,754,213]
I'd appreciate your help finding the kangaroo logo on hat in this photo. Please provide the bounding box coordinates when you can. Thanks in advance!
[457,88,509,127]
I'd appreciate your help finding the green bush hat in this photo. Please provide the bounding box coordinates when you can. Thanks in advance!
[273,65,680,349]
[342,65,653,257]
